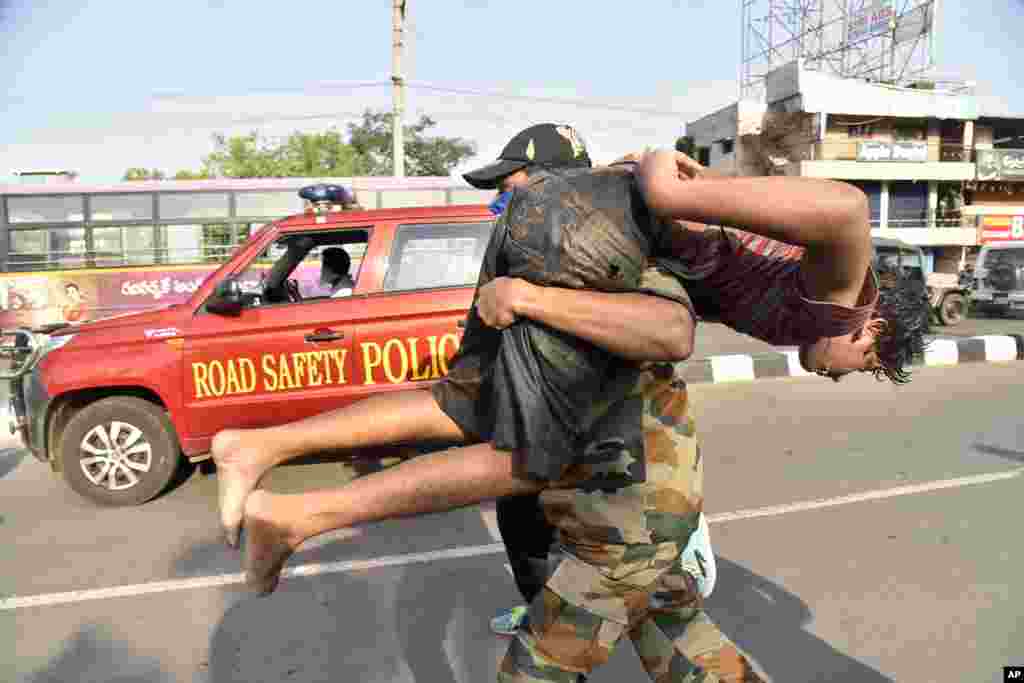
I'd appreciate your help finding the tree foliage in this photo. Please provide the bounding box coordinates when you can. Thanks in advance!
[123,110,476,180]
[123,167,166,181]
[347,111,476,176]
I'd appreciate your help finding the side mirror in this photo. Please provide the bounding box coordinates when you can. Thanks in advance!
[207,278,244,316]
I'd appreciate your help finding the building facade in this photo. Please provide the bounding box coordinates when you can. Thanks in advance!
[686,61,1024,275]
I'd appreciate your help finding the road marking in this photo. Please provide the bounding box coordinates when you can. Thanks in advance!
[706,468,1022,523]
[478,500,502,542]
[4,467,1021,611]
[710,354,756,382]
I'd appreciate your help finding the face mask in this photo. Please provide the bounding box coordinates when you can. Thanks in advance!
[488,191,513,215]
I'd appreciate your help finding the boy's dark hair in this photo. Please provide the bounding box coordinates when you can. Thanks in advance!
[871,269,931,384]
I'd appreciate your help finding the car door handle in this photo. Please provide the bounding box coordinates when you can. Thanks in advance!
[305,329,346,343]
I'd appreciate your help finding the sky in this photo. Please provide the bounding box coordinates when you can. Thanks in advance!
[1,0,1022,184]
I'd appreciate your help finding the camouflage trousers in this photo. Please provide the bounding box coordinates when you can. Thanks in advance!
[497,536,763,683]
[498,369,764,682]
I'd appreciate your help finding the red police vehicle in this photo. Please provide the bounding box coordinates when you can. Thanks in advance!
[3,185,494,506]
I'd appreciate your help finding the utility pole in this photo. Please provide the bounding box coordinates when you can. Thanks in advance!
[392,0,406,177]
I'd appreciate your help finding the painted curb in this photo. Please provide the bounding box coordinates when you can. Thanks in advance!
[680,334,1024,385]
[1,336,1021,422]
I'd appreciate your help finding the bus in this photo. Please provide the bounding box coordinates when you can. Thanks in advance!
[0,177,492,328]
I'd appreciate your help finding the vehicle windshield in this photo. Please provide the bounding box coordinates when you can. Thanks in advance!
[875,246,924,282]
[982,248,1024,269]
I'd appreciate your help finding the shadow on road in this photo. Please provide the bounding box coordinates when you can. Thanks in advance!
[207,575,404,683]
[0,446,26,480]
[198,548,891,682]
[971,442,1024,465]
[199,493,510,683]
[705,557,891,683]
[392,554,511,683]
[22,623,173,683]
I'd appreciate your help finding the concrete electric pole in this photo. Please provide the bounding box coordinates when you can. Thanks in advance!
[392,0,406,177]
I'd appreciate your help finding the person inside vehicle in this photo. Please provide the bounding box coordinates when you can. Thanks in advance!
[320,247,355,298]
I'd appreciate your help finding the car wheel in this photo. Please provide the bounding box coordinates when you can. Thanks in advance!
[938,293,967,326]
[59,397,181,506]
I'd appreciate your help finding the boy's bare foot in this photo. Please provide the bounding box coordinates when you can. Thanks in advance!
[242,490,300,595]
[212,429,271,548]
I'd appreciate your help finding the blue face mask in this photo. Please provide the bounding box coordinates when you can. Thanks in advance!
[488,191,513,215]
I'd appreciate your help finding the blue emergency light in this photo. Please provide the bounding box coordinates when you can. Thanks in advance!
[299,184,355,205]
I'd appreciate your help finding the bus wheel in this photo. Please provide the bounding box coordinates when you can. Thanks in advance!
[938,293,967,326]
[59,397,181,506]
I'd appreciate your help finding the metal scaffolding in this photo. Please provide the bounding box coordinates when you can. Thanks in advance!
[740,0,939,101]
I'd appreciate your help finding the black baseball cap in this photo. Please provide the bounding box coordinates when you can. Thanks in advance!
[463,123,592,189]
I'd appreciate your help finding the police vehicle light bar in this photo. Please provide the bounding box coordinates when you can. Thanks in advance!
[299,184,354,206]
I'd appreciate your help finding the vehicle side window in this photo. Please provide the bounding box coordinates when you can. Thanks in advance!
[384,221,495,291]
[234,229,370,306]
[875,249,900,273]
[899,249,925,281]
[984,248,1024,270]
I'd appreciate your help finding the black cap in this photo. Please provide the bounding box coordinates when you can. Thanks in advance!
[463,123,592,189]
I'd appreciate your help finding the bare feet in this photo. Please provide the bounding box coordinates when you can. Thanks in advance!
[212,429,272,549]
[242,490,300,595]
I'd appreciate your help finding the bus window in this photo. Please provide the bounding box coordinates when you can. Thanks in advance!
[8,230,49,271]
[235,191,303,218]
[158,192,230,220]
[90,194,153,221]
[6,195,84,224]
[380,190,448,209]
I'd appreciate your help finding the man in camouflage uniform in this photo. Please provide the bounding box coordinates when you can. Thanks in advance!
[217,142,905,681]
[497,317,759,682]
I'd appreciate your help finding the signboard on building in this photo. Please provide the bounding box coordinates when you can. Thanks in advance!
[979,215,1024,243]
[976,149,1024,181]
[858,141,929,162]
[848,0,895,42]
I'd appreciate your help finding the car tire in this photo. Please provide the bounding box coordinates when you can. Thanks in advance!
[938,293,967,326]
[59,397,182,506]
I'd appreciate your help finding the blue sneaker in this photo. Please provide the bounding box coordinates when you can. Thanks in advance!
[490,605,528,636]
[679,513,717,599]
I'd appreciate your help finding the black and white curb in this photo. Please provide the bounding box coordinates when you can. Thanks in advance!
[1,336,1021,426]
[680,334,1024,385]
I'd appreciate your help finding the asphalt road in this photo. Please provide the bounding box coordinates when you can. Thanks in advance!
[4,362,1023,682]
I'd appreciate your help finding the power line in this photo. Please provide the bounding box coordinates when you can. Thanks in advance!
[150,81,392,101]
[149,80,692,118]
[404,83,690,118]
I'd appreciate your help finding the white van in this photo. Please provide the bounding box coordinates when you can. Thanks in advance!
[971,242,1024,316]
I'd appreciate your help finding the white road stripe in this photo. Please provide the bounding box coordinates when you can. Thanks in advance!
[710,354,756,383]
[4,543,507,611]
[706,468,1023,524]
[5,467,1021,612]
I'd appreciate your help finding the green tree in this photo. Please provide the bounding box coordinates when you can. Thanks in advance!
[173,169,213,180]
[347,110,476,176]
[200,129,363,178]
[123,167,166,181]
[123,110,477,180]
[280,130,361,176]
[201,131,285,178]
